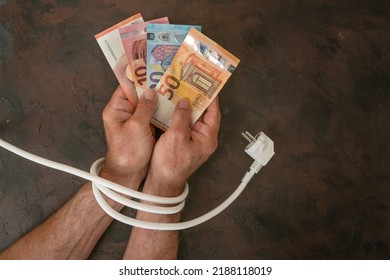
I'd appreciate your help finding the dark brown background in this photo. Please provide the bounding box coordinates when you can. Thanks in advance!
[0,0,389,259]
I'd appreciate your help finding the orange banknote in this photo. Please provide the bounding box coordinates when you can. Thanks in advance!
[151,28,240,130]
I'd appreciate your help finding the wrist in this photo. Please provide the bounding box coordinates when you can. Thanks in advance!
[143,170,187,197]
[99,162,144,190]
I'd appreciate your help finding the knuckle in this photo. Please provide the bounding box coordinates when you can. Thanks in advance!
[173,110,191,125]
[176,129,187,140]
[212,140,219,153]
[102,107,110,123]
[137,99,154,112]
[136,101,148,112]
[170,128,187,142]
[127,118,143,131]
[206,139,218,155]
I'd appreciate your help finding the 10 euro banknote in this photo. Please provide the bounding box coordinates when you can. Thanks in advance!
[95,13,143,107]
[151,28,240,130]
[146,24,201,90]
[119,17,169,99]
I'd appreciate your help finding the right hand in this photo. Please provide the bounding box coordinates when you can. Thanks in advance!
[144,97,221,196]
[100,86,157,188]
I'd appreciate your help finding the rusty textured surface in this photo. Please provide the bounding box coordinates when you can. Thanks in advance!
[0,0,389,259]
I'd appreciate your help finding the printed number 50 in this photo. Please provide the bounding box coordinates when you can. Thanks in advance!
[157,75,180,100]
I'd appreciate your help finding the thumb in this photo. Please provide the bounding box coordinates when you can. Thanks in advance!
[131,89,157,126]
[170,98,192,132]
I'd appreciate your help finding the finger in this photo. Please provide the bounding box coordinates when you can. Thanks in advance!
[113,85,126,100]
[192,98,220,155]
[102,86,134,125]
[192,97,221,135]
[131,89,157,127]
[170,98,192,133]
[106,86,134,114]
[203,97,221,129]
[150,124,156,137]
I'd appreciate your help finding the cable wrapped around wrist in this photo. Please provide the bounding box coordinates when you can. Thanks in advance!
[90,157,188,215]
[0,139,258,231]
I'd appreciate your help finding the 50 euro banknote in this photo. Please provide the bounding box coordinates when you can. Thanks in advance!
[119,17,169,99]
[95,13,143,107]
[151,28,240,131]
[146,23,201,89]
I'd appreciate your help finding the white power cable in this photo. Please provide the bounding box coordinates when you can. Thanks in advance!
[0,139,187,205]
[90,158,186,215]
[0,131,274,230]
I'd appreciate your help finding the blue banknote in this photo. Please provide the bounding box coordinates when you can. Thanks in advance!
[146,24,201,89]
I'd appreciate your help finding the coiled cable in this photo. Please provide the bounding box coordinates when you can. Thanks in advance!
[0,139,259,230]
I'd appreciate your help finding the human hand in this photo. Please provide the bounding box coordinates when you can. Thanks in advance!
[100,86,157,188]
[144,97,221,196]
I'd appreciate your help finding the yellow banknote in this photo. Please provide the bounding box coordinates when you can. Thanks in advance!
[152,28,240,130]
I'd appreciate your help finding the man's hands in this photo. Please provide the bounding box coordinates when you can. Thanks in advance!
[123,97,221,260]
[100,85,221,197]
[144,97,221,196]
[0,86,221,261]
[100,86,157,188]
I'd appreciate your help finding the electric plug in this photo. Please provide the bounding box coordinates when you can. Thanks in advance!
[242,131,275,167]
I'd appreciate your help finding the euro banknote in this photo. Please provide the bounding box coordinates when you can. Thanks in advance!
[95,13,144,107]
[119,17,169,99]
[151,28,240,130]
[146,24,201,89]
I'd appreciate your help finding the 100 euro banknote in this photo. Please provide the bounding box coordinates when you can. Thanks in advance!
[146,24,201,89]
[151,28,240,130]
[95,13,144,107]
[119,17,169,99]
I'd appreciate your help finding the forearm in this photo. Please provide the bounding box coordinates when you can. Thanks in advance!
[123,210,181,260]
[123,94,220,260]
[0,182,109,259]
[0,167,143,260]
[123,175,185,260]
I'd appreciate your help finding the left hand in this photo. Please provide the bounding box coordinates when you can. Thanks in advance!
[143,97,221,196]
[100,86,157,188]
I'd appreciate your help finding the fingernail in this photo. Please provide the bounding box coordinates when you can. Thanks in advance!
[179,98,189,109]
[143,89,156,101]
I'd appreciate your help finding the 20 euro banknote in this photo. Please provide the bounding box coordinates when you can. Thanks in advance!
[151,28,240,130]
[119,17,169,99]
[95,13,143,107]
[146,24,201,89]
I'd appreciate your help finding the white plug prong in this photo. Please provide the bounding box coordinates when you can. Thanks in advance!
[243,131,275,167]
[246,131,256,141]
[242,132,252,143]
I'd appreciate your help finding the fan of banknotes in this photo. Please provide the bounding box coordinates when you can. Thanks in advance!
[95,13,240,131]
